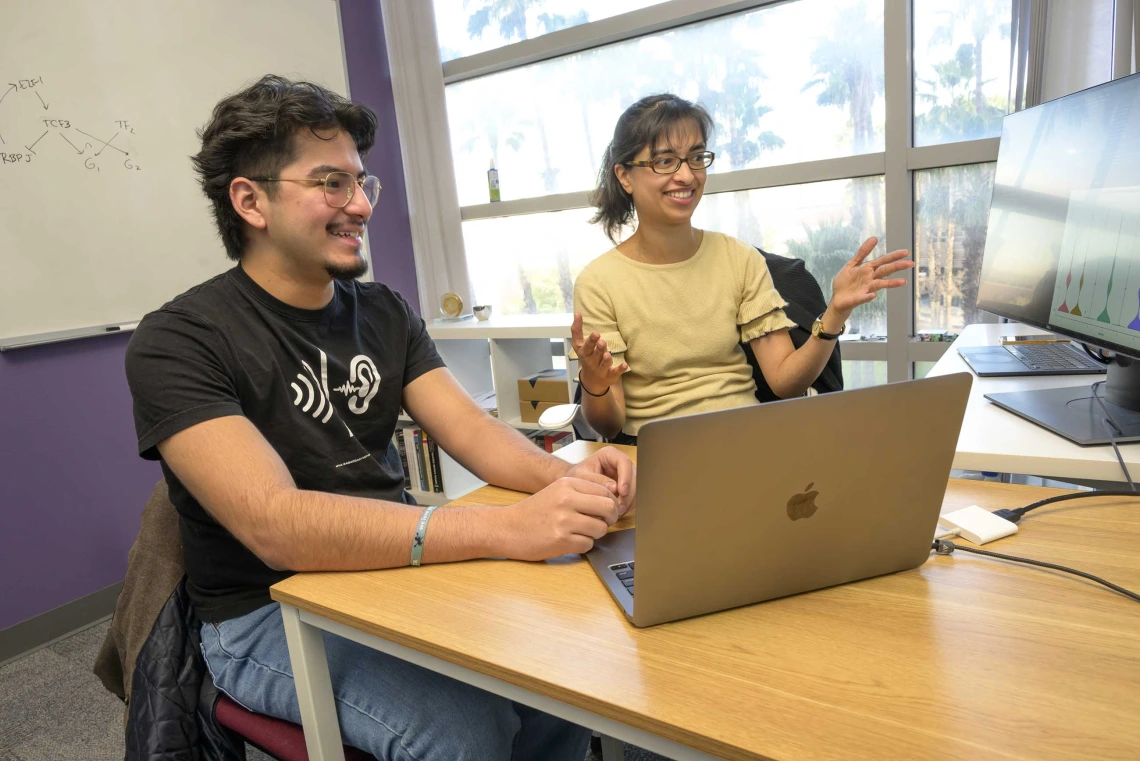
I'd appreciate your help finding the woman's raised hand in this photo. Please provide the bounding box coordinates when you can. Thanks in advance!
[829,236,914,317]
[572,313,627,394]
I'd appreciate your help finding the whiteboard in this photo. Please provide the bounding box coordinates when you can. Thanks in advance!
[0,0,350,348]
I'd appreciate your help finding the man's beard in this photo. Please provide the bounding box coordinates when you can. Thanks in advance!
[325,253,369,281]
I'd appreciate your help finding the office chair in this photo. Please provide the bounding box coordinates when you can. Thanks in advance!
[215,693,378,761]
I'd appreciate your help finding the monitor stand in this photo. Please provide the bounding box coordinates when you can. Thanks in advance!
[985,358,1140,446]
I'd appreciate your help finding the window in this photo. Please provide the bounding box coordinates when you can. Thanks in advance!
[843,361,888,389]
[433,1,668,62]
[445,0,885,205]
[913,361,937,379]
[417,0,1027,386]
[912,0,1013,147]
[462,208,611,315]
[914,163,996,332]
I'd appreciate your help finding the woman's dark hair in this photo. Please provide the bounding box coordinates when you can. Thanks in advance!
[589,93,714,244]
[191,74,378,260]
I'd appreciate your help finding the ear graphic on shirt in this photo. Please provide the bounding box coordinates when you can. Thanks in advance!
[332,354,382,414]
[289,351,334,424]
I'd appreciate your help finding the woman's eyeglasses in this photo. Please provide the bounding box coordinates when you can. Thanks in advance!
[624,151,715,175]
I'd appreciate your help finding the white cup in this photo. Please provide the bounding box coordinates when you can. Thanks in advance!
[473,305,492,321]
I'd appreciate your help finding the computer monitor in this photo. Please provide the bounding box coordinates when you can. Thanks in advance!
[975,71,1140,445]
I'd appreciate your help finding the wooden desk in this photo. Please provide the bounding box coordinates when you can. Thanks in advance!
[272,441,1140,761]
[928,323,1140,481]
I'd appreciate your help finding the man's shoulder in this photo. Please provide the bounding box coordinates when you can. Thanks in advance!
[129,270,242,359]
[349,278,406,306]
[146,269,239,324]
[345,279,420,323]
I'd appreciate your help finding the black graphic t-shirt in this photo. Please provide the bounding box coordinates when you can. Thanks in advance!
[125,266,445,622]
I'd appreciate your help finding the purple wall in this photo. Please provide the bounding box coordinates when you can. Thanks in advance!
[0,335,158,630]
[341,0,420,312]
[0,0,417,631]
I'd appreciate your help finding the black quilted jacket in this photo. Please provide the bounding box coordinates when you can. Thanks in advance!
[93,479,245,761]
[123,581,244,761]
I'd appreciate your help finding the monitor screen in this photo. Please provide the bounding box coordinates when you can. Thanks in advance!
[977,72,1140,359]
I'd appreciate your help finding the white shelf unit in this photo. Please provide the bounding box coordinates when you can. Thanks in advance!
[402,315,580,502]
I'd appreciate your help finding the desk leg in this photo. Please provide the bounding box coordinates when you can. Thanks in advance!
[280,603,346,761]
[599,735,626,760]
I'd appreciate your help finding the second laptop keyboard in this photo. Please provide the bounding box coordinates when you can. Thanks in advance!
[1006,342,1105,371]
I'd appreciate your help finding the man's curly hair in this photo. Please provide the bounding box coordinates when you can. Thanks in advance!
[191,75,378,260]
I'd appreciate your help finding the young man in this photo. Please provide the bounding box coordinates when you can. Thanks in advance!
[125,75,635,761]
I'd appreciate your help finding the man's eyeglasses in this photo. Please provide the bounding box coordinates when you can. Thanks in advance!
[249,171,381,209]
[624,151,716,175]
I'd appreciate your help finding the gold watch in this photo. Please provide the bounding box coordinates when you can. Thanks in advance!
[811,313,845,341]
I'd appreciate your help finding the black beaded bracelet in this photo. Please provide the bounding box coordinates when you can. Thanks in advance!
[578,372,610,397]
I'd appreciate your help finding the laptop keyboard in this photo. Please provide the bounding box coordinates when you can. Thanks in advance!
[609,562,635,595]
[1006,343,1104,371]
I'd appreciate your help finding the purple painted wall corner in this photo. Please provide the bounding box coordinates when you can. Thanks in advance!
[341,0,420,314]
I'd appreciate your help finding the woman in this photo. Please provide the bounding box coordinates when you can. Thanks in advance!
[572,93,912,441]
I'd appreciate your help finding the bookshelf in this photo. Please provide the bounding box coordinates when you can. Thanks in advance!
[397,314,584,503]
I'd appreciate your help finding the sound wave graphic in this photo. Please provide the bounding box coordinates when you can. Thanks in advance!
[333,381,364,397]
[289,351,334,423]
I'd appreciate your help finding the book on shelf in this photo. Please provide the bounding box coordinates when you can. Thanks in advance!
[393,431,412,490]
[401,428,418,489]
[393,417,571,499]
[420,430,431,492]
[425,431,438,492]
[393,424,446,495]
[427,436,443,493]
[410,428,424,491]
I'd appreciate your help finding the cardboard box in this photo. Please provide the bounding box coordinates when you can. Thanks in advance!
[519,400,560,424]
[517,369,569,403]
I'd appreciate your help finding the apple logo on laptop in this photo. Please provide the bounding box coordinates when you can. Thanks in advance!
[786,483,820,521]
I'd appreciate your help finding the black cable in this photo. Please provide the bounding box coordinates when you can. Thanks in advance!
[933,540,1140,603]
[990,488,1140,524]
[1080,342,1110,365]
[987,375,1140,516]
[1090,380,1136,491]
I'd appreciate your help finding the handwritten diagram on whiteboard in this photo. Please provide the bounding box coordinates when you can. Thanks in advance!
[1050,187,1140,347]
[0,0,348,346]
[0,75,142,174]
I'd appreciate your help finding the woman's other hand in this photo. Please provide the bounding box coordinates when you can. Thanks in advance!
[572,313,627,394]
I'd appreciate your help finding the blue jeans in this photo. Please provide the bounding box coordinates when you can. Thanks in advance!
[201,603,591,761]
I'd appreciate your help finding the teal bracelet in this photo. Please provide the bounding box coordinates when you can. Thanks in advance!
[410,505,439,567]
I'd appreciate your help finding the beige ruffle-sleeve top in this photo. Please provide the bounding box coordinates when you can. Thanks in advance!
[573,231,796,436]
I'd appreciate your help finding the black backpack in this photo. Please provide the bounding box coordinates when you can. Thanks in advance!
[745,248,843,402]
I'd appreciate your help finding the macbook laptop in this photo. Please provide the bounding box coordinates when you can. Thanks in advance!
[586,373,972,627]
[957,342,1105,377]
